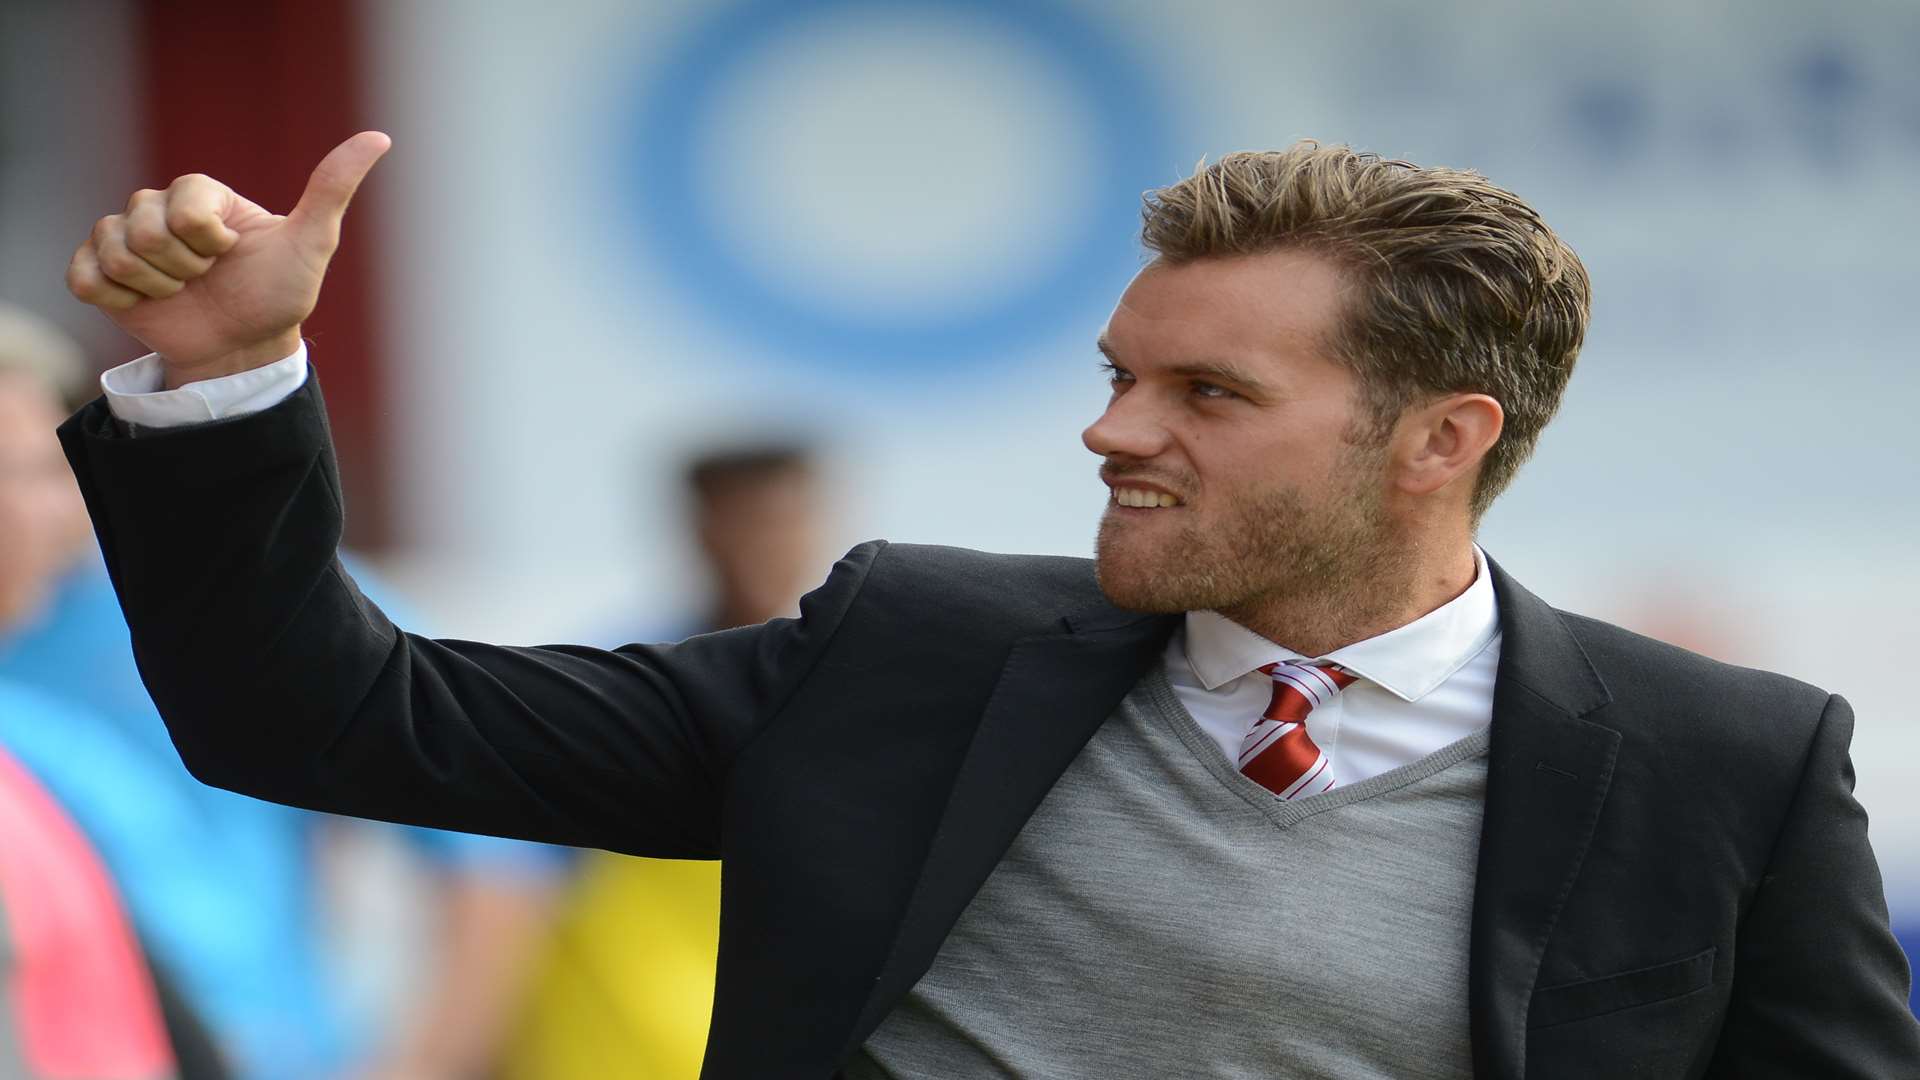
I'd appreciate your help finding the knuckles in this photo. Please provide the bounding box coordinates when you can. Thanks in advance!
[75,179,244,305]
[165,208,217,239]
[96,246,144,279]
[64,258,94,297]
[65,257,136,307]
[125,219,172,256]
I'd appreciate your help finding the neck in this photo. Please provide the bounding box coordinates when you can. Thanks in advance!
[710,602,755,633]
[710,588,786,633]
[1218,537,1479,658]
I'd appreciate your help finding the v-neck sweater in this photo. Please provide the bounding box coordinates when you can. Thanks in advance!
[850,665,1489,1080]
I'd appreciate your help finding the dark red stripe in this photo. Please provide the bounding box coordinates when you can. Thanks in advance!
[138,0,391,548]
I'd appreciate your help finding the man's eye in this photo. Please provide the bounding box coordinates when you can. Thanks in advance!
[1099,361,1133,385]
[1191,381,1233,399]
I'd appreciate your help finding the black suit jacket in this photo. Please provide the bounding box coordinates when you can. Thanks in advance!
[59,379,1919,1078]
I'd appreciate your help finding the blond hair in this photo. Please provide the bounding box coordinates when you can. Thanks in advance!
[0,305,89,411]
[1141,143,1591,518]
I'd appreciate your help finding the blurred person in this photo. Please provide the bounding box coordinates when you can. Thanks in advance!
[59,133,1920,1077]
[0,306,562,1080]
[682,443,829,633]
[0,691,234,1080]
[0,357,224,1079]
[506,442,828,1079]
[0,311,90,626]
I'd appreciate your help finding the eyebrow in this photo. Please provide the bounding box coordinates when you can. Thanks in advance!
[1096,336,1274,395]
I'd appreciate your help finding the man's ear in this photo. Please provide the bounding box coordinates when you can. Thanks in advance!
[1392,393,1503,499]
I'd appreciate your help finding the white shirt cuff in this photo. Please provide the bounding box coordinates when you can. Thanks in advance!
[101,344,311,427]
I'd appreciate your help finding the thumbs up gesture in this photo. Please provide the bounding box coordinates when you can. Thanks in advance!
[67,132,391,389]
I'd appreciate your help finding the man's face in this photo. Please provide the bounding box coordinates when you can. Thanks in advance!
[0,374,85,632]
[696,467,826,625]
[1083,250,1400,619]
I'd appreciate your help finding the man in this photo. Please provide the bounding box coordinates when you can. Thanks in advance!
[679,441,829,636]
[60,133,1919,1077]
[0,352,220,1079]
[509,439,830,1079]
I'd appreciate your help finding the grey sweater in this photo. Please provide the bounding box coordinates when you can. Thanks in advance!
[849,666,1490,1079]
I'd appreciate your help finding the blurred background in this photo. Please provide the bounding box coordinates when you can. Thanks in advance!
[2,0,1916,1072]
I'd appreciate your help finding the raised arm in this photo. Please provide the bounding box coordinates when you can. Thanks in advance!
[60,135,880,856]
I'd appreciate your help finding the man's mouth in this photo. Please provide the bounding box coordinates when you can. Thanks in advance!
[1109,486,1184,509]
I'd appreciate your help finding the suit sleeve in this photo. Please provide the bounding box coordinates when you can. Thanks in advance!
[1709,693,1920,1078]
[57,376,881,858]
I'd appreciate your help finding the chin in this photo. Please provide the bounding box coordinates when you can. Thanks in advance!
[1095,570,1183,613]
[1092,533,1197,614]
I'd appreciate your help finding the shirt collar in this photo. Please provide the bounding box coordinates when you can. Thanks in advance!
[1180,545,1501,702]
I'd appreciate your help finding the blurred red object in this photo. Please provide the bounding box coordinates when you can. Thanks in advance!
[0,746,174,1077]
[138,0,391,550]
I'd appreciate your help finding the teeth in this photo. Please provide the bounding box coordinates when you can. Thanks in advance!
[1113,487,1179,508]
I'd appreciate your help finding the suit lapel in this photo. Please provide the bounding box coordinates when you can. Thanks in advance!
[844,607,1177,1053]
[1469,561,1620,1079]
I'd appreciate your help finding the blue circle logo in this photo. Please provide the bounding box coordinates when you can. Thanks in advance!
[623,0,1173,373]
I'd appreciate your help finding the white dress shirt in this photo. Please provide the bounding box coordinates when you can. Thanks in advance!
[101,346,311,427]
[103,349,1503,791]
[1164,546,1501,788]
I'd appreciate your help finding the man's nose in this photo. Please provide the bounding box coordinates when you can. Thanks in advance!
[1082,393,1170,460]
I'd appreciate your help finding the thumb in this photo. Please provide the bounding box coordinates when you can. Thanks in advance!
[288,131,392,247]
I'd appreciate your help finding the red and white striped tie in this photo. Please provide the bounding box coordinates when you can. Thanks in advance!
[1239,660,1358,800]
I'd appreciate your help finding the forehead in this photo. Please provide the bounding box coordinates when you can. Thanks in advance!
[1103,249,1350,367]
[0,376,63,458]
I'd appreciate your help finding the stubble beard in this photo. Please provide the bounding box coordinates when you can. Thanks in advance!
[1093,444,1407,640]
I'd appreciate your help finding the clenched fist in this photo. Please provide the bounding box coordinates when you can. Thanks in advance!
[66,131,390,389]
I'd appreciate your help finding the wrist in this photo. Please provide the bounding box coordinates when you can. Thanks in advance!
[160,328,304,390]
